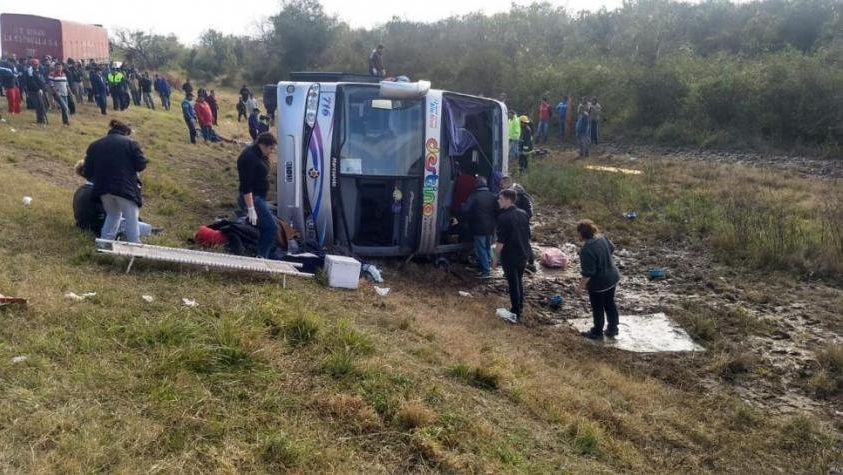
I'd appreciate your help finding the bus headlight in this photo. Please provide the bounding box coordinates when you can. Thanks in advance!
[305,84,320,128]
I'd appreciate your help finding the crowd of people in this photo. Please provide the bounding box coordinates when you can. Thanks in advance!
[0,53,273,148]
[0,54,182,125]
[480,91,617,334]
[503,94,604,164]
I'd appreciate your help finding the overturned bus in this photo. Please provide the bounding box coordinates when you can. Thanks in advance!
[275,73,508,258]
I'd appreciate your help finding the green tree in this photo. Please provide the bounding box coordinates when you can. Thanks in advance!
[111,30,185,70]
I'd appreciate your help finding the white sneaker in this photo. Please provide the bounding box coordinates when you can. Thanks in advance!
[495,308,518,324]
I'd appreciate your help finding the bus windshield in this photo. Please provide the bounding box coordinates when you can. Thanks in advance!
[337,86,424,177]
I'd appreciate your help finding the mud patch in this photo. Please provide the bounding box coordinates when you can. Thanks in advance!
[567,313,705,353]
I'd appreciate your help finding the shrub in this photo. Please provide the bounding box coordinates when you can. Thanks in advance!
[447,364,501,390]
[325,319,374,356]
[283,313,321,347]
[811,343,843,398]
[321,348,359,378]
[317,394,381,432]
[717,351,760,383]
[259,431,305,468]
[778,415,835,452]
[682,312,717,343]
[567,418,603,456]
[396,401,437,430]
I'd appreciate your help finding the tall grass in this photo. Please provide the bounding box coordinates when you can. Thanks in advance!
[522,159,843,280]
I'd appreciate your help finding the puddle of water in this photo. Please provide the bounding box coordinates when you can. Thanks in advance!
[568,313,705,353]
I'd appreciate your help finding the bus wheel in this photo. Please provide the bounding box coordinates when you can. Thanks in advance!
[433,256,450,270]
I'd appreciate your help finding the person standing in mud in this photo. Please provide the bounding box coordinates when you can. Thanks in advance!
[575,99,591,158]
[494,189,533,324]
[459,176,498,279]
[577,219,621,340]
[589,97,602,145]
[500,175,536,273]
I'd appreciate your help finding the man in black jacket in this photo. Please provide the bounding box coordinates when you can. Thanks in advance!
[368,44,385,77]
[237,132,279,258]
[500,175,536,272]
[460,176,498,279]
[494,189,533,323]
[82,120,148,243]
[73,160,156,238]
[139,72,155,109]
[24,60,48,125]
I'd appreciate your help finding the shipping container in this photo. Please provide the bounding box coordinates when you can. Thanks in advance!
[0,13,108,61]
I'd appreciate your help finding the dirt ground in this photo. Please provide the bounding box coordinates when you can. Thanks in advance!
[376,154,842,428]
[600,142,843,179]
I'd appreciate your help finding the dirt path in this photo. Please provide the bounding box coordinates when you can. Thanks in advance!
[594,142,843,178]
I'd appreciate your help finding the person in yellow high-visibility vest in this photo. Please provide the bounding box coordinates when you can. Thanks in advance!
[507,109,521,165]
[106,69,125,110]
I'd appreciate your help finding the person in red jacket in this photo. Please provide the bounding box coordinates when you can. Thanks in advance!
[536,97,552,144]
[194,96,215,143]
[194,95,236,144]
[450,165,476,214]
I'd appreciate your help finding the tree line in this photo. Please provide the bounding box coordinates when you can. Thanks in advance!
[112,0,843,152]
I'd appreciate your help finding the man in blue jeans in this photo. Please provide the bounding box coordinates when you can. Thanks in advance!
[460,176,498,279]
[237,132,279,258]
[90,66,108,115]
[181,93,198,144]
[555,97,568,141]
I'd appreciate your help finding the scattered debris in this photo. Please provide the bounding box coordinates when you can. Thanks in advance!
[374,286,390,297]
[325,255,361,289]
[141,295,155,303]
[361,264,384,283]
[585,165,642,175]
[624,211,638,220]
[22,196,32,207]
[95,239,312,279]
[496,308,518,324]
[65,292,96,301]
[10,356,28,364]
[648,268,667,280]
[458,291,472,297]
[568,313,705,353]
[0,294,27,308]
[182,298,198,308]
[539,248,569,269]
[547,295,563,310]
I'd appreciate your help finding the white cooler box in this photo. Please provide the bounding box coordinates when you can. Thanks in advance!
[324,255,361,289]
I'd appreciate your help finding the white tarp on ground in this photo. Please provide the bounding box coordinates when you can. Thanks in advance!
[568,312,705,353]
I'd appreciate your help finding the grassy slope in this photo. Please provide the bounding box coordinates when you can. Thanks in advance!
[0,90,840,472]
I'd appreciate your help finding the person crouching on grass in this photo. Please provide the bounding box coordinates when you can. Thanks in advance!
[237,132,279,258]
[493,189,533,324]
[73,160,157,239]
[82,119,148,243]
[577,219,621,339]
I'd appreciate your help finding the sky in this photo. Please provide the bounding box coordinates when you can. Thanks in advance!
[1,0,625,44]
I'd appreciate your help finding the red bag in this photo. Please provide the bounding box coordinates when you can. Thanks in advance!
[195,225,227,247]
[540,248,569,269]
